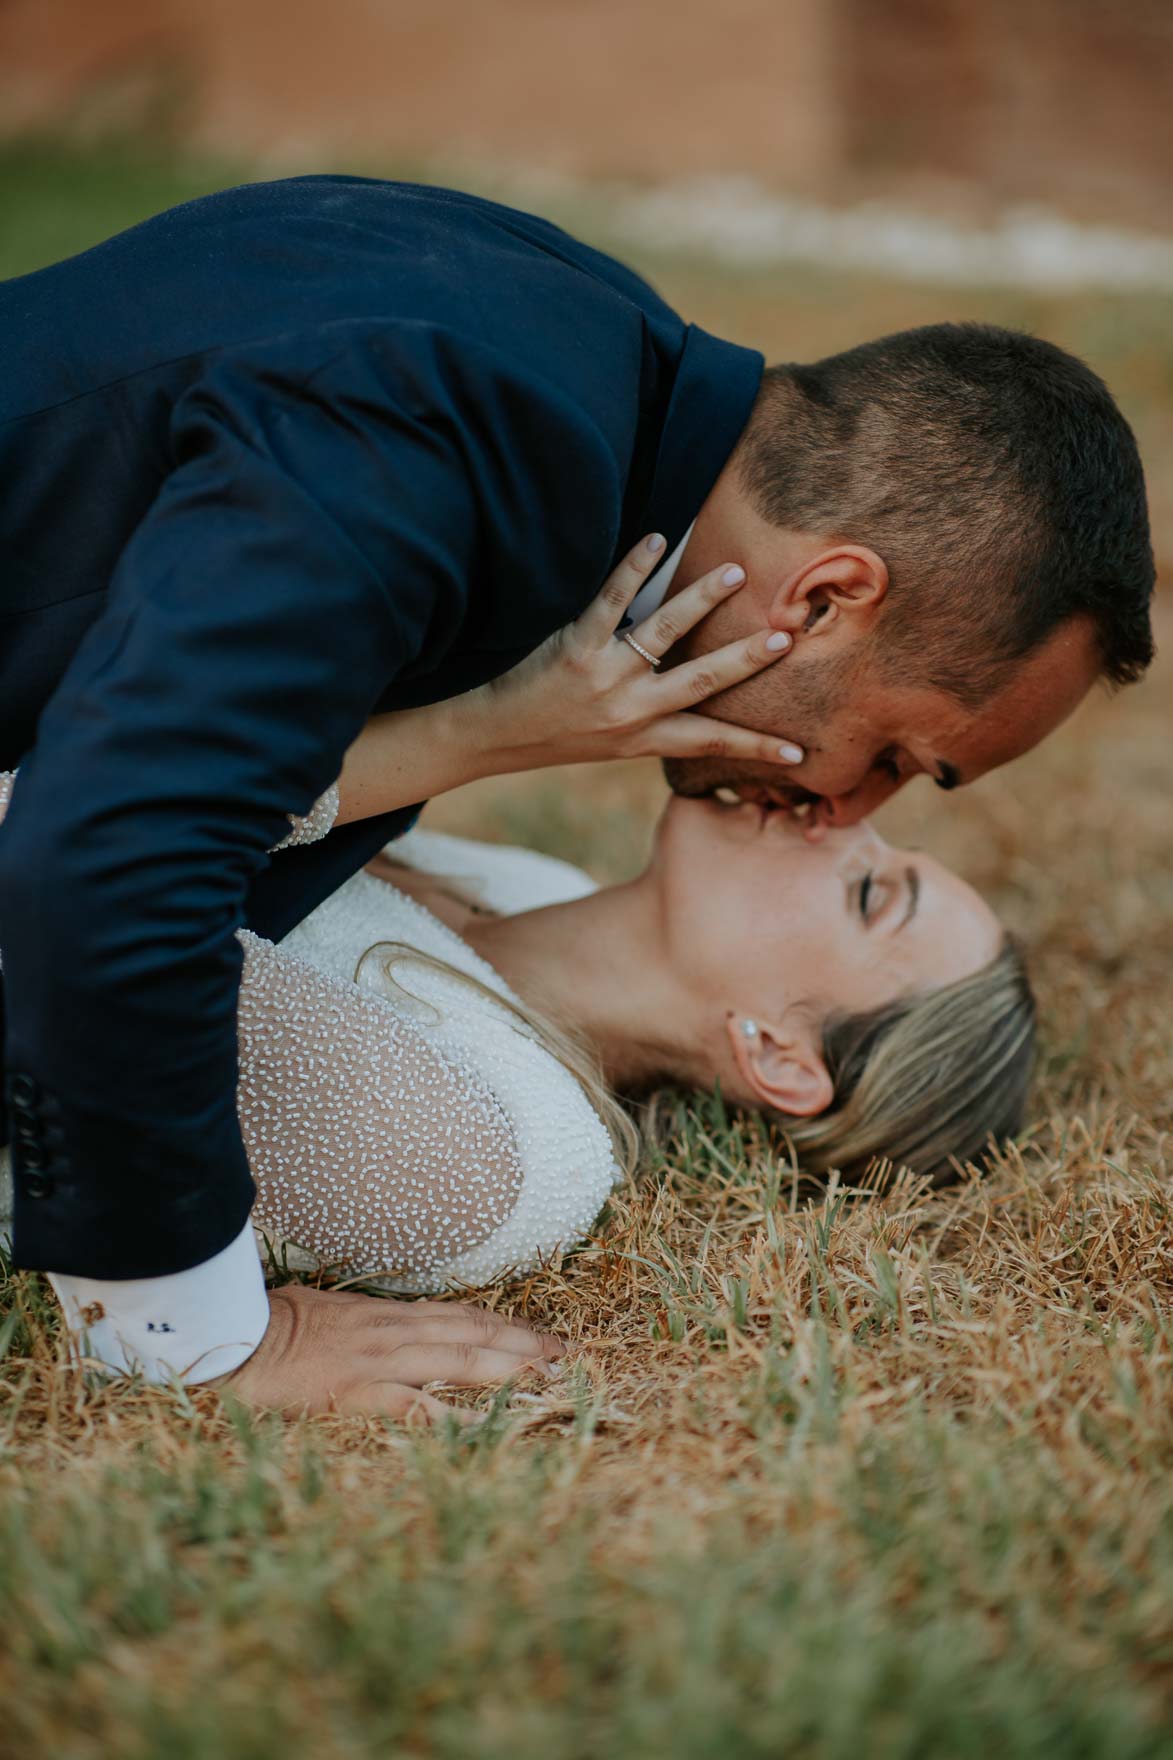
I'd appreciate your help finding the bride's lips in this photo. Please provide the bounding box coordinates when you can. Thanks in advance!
[712,783,821,815]
[665,767,823,818]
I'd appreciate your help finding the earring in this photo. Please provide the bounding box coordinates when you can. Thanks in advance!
[740,1019,759,1040]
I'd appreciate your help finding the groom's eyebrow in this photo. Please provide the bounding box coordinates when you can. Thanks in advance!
[933,761,961,791]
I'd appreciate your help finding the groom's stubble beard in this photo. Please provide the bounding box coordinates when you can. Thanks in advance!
[661,643,856,805]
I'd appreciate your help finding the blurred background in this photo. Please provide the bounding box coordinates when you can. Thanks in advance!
[4,0,1173,226]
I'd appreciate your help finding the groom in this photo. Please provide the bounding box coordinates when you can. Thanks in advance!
[0,177,1154,1412]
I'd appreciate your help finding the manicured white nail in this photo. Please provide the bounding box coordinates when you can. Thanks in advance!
[778,743,804,763]
[646,532,666,554]
[722,565,746,587]
[765,631,791,652]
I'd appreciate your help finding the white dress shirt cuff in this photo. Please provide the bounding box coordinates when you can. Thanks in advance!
[46,1217,269,1385]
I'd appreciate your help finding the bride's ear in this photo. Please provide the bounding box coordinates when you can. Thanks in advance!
[724,1012,834,1117]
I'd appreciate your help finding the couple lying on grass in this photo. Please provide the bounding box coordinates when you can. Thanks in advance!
[0,179,1154,1421]
[0,539,1042,1419]
[9,487,1149,1421]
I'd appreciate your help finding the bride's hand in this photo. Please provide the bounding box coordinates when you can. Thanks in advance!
[473,534,803,772]
[333,537,803,826]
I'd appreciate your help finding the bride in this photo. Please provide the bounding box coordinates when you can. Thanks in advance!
[239,785,1031,1298]
[0,536,1034,1404]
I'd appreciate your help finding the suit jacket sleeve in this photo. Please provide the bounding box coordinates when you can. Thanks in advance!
[0,324,511,1280]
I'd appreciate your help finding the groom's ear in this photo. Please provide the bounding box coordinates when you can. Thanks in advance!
[766,545,889,643]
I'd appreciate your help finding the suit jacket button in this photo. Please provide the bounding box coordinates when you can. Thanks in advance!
[9,1074,39,1109]
[23,1174,51,1199]
[19,1142,47,1171]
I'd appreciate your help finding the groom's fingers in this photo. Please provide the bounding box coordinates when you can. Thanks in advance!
[332,1381,481,1425]
[308,1290,564,1360]
[381,1343,558,1389]
[368,1301,566,1361]
[574,533,668,645]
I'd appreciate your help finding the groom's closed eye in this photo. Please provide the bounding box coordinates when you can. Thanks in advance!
[871,753,963,791]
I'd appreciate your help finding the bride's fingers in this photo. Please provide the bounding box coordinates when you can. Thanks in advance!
[655,627,798,733]
[573,533,668,646]
[646,711,807,768]
[626,559,750,660]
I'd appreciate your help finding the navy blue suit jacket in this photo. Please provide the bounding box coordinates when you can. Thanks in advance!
[0,176,762,1278]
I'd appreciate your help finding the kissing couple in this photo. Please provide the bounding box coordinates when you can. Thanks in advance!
[0,176,1154,1422]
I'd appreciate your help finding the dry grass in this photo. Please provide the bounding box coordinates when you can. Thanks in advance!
[0,139,1171,1757]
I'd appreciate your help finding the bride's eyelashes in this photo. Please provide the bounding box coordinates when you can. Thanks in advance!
[851,869,894,927]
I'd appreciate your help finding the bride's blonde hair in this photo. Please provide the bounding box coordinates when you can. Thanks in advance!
[784,936,1035,1182]
[360,869,1035,1187]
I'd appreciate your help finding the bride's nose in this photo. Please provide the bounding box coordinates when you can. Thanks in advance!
[801,809,889,860]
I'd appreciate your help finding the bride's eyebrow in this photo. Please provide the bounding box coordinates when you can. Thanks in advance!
[895,866,921,933]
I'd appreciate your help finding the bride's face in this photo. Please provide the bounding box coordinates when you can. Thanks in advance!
[649,796,1000,1103]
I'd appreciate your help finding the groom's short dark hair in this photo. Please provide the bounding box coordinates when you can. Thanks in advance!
[738,323,1155,704]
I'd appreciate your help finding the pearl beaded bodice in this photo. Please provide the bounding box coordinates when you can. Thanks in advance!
[243,832,620,1290]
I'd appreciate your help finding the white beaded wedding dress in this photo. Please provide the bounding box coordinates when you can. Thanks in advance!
[0,768,622,1291]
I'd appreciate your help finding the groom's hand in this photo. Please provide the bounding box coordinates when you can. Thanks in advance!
[204,1283,565,1423]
